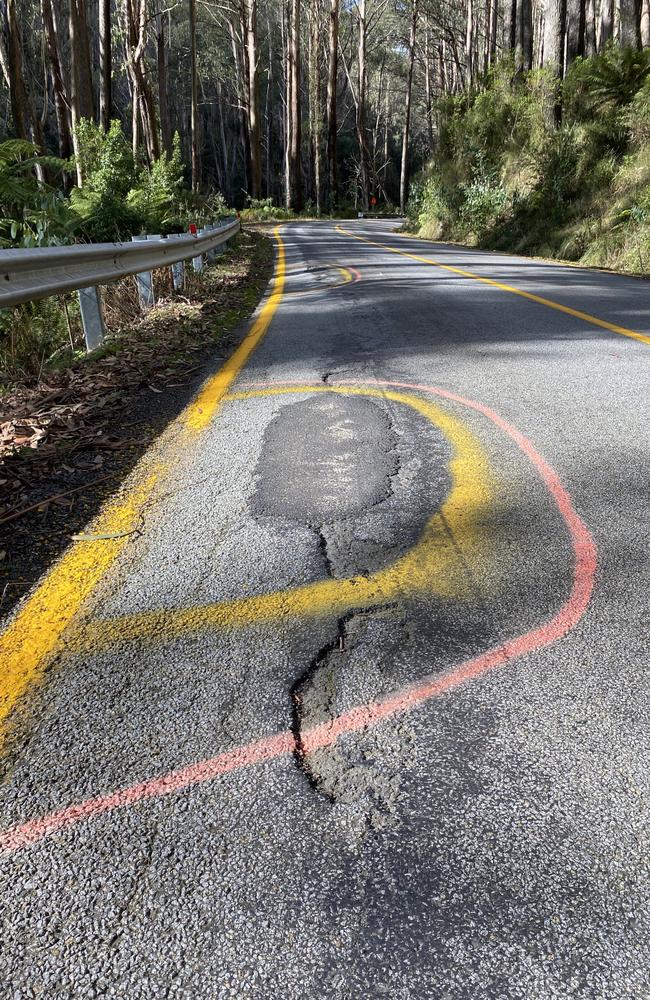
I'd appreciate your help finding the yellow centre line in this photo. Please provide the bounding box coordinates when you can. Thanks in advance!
[336,225,650,347]
[0,227,287,743]
[72,385,493,652]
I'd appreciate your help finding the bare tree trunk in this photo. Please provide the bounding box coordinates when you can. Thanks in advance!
[215,78,232,202]
[156,6,172,155]
[229,17,250,193]
[522,0,533,68]
[600,0,614,45]
[543,0,565,70]
[465,0,474,85]
[487,0,498,65]
[265,6,274,197]
[123,0,160,164]
[399,0,417,214]
[585,0,597,51]
[641,0,650,45]
[565,0,585,63]
[326,0,339,212]
[515,0,524,67]
[356,0,369,210]
[510,0,518,49]
[99,0,111,131]
[287,0,302,210]
[189,0,200,190]
[41,0,73,157]
[5,0,30,141]
[245,0,262,198]
[618,0,638,43]
[308,0,322,214]
[70,0,95,122]
[423,19,434,148]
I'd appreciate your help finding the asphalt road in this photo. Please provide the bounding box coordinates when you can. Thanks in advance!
[1,220,650,999]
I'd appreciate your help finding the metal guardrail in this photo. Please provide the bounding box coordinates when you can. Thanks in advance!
[0,217,240,350]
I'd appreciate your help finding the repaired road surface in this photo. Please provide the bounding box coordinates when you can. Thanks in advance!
[1,221,649,999]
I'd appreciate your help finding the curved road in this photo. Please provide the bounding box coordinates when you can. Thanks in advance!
[2,221,650,999]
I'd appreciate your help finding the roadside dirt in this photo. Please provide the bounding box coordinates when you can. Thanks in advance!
[0,230,274,617]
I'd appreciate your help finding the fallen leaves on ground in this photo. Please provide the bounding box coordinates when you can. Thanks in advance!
[0,232,273,526]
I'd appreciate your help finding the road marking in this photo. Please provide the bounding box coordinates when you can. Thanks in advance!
[0,381,596,854]
[336,225,650,347]
[0,474,158,739]
[0,228,287,742]
[282,262,359,298]
[185,226,286,431]
[69,385,493,651]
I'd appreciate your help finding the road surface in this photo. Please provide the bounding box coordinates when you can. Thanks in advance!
[1,220,650,999]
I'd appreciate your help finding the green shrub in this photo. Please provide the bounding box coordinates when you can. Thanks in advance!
[0,297,71,381]
[0,139,72,247]
[410,48,650,273]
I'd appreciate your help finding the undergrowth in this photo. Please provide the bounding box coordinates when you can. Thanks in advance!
[408,45,650,274]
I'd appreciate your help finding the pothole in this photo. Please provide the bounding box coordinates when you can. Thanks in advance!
[291,606,413,834]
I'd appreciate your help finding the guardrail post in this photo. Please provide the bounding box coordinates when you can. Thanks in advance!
[192,229,205,273]
[131,235,155,309]
[78,286,106,352]
[206,224,217,262]
[168,234,185,290]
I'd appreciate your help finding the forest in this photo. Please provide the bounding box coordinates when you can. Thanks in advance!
[1,0,649,237]
[1,0,650,378]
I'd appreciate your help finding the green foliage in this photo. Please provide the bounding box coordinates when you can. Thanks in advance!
[0,297,71,380]
[564,45,650,116]
[69,122,230,240]
[0,139,73,247]
[239,197,294,222]
[410,48,650,273]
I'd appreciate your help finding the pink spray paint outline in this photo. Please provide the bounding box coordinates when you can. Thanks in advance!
[0,381,597,854]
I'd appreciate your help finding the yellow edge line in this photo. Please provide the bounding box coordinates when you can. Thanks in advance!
[336,225,650,347]
[185,226,286,430]
[0,473,158,728]
[0,228,286,738]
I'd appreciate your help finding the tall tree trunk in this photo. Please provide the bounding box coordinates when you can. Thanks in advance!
[488,0,498,65]
[585,0,597,51]
[124,0,160,164]
[99,0,111,131]
[618,0,638,43]
[245,0,262,198]
[287,0,302,210]
[265,6,274,197]
[543,0,565,70]
[5,0,30,141]
[424,19,434,148]
[399,0,417,214]
[70,0,95,122]
[515,0,524,68]
[189,0,200,190]
[326,0,339,212]
[356,0,369,210]
[522,0,533,68]
[543,0,565,124]
[5,0,47,183]
[465,0,474,85]
[600,0,614,44]
[156,7,172,155]
[308,0,322,214]
[41,0,73,157]
[641,0,650,45]
[510,0,518,49]
[565,0,585,63]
